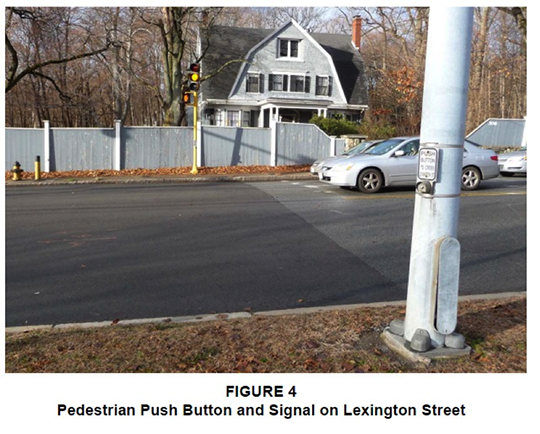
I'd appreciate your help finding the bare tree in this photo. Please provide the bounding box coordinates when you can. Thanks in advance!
[136,7,215,126]
[498,6,526,56]
[5,7,110,93]
[259,7,330,32]
[4,6,526,131]
[346,7,428,135]
[468,7,493,130]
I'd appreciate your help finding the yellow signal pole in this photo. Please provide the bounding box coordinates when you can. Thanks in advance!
[186,63,201,175]
[190,91,199,174]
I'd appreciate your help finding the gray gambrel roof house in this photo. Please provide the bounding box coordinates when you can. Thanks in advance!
[197,18,369,127]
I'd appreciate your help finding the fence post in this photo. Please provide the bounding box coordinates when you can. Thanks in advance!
[114,120,122,170]
[330,136,337,157]
[521,116,527,148]
[43,120,50,172]
[270,119,277,166]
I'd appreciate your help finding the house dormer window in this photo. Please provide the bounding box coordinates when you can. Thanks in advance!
[278,39,299,58]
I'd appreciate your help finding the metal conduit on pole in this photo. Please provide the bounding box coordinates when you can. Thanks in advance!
[383,7,474,358]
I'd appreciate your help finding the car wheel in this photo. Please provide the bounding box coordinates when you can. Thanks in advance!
[357,168,383,193]
[461,166,481,190]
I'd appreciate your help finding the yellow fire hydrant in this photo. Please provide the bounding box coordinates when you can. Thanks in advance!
[12,161,23,181]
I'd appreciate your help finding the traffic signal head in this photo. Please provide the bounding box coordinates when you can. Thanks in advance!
[182,91,193,105]
[188,63,200,91]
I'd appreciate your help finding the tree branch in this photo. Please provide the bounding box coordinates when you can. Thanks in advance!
[6,43,111,93]
[31,71,73,102]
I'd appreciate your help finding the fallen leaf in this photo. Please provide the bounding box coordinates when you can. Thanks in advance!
[304,339,320,349]
[342,361,356,372]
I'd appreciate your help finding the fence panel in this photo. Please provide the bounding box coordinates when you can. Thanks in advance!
[276,123,332,165]
[123,127,192,169]
[201,126,271,167]
[5,128,44,172]
[335,138,346,155]
[50,128,115,171]
[6,123,337,171]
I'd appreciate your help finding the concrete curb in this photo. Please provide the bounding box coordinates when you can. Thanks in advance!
[5,291,525,335]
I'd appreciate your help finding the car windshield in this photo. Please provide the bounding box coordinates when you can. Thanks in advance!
[364,138,407,155]
[343,141,374,156]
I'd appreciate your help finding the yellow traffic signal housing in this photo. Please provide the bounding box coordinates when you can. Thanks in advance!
[188,63,200,91]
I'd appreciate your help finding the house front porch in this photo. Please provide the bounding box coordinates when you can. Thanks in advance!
[202,98,366,128]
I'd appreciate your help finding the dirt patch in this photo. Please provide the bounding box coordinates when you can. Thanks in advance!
[5,165,312,181]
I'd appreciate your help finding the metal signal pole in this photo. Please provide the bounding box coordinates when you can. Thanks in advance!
[383,7,474,357]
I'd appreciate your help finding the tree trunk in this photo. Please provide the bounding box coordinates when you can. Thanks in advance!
[160,7,191,126]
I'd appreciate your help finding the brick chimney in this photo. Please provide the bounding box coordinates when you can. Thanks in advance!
[352,16,362,50]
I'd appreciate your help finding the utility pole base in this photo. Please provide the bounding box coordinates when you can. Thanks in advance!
[381,324,471,365]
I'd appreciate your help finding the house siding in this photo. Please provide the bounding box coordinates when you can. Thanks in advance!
[230,23,343,104]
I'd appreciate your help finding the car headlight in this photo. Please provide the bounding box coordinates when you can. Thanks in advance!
[332,162,355,172]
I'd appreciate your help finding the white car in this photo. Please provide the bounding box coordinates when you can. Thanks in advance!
[498,148,527,177]
[310,140,381,176]
[318,137,499,193]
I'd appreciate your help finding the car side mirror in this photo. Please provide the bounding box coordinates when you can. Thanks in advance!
[394,150,405,157]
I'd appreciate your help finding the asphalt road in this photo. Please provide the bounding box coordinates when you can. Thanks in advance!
[5,176,526,327]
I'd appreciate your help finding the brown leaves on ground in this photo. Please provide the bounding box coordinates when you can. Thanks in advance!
[5,165,311,181]
[5,296,526,373]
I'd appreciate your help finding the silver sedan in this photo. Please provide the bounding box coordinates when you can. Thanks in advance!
[498,148,527,177]
[318,137,500,193]
[310,140,381,176]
